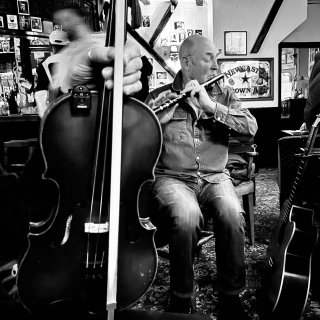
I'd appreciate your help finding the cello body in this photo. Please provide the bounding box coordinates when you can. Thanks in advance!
[17,89,162,314]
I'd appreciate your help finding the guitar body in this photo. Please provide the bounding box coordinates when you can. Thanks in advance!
[264,203,319,319]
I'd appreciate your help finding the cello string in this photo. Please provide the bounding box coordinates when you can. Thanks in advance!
[90,0,116,269]
[86,88,107,269]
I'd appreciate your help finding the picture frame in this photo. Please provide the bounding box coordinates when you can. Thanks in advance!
[0,16,4,28]
[18,15,30,30]
[174,21,185,30]
[17,0,30,15]
[142,15,150,27]
[30,16,42,32]
[7,15,18,30]
[218,58,274,101]
[224,31,247,56]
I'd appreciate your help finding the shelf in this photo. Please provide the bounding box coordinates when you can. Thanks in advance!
[0,29,49,38]
[0,114,39,123]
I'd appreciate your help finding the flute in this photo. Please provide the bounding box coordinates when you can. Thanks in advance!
[153,73,224,114]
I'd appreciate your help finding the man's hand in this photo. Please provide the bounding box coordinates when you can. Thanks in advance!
[148,90,178,124]
[54,35,143,96]
[90,39,143,96]
[183,80,216,114]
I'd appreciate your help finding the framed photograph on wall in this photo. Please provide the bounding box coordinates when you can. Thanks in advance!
[18,15,30,30]
[30,17,42,32]
[7,15,18,30]
[0,16,4,28]
[218,58,273,101]
[17,0,30,15]
[224,31,247,56]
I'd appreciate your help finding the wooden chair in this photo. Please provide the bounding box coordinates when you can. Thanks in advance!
[2,138,38,175]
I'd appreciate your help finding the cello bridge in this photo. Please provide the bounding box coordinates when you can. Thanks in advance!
[84,222,109,233]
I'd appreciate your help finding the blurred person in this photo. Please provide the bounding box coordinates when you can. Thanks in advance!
[304,51,320,130]
[34,30,70,117]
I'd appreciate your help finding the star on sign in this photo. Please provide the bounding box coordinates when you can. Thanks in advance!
[241,73,251,84]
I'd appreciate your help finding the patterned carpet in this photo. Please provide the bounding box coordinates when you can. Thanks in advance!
[132,168,320,319]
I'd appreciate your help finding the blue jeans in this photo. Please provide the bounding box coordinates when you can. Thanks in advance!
[151,176,246,298]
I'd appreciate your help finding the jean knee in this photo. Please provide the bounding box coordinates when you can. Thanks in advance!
[215,199,245,230]
[171,202,202,232]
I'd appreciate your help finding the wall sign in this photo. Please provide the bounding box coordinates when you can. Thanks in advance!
[218,58,274,101]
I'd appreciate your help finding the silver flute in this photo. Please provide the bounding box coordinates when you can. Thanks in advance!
[153,73,224,114]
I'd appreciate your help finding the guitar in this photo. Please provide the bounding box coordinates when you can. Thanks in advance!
[263,114,320,320]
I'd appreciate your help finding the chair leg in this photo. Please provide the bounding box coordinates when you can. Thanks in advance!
[242,193,255,246]
[253,179,256,206]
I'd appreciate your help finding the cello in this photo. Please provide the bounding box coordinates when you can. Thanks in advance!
[17,0,161,317]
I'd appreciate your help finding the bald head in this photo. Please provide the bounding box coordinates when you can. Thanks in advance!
[178,35,219,85]
[179,35,215,62]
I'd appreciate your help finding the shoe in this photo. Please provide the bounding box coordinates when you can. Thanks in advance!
[217,294,249,320]
[167,294,196,314]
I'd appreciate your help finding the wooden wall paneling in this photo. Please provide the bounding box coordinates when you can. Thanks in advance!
[148,3,177,48]
[251,0,284,53]
[128,24,176,79]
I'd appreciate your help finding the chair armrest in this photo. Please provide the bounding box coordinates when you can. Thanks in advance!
[227,144,259,182]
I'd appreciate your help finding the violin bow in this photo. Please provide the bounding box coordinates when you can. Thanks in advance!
[106,0,126,319]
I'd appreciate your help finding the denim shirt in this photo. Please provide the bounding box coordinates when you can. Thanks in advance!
[146,71,258,184]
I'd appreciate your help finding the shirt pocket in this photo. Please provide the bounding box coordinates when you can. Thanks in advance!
[163,110,187,142]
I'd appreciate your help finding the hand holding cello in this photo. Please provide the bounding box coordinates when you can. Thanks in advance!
[38,7,143,106]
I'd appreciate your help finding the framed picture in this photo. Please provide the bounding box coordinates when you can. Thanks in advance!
[18,15,30,30]
[142,15,150,27]
[7,15,18,30]
[218,58,274,101]
[17,0,30,15]
[30,17,42,32]
[179,31,186,43]
[187,29,193,37]
[224,31,247,56]
[174,21,185,30]
[0,16,4,28]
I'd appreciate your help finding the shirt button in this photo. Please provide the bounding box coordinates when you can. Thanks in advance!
[196,156,200,160]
